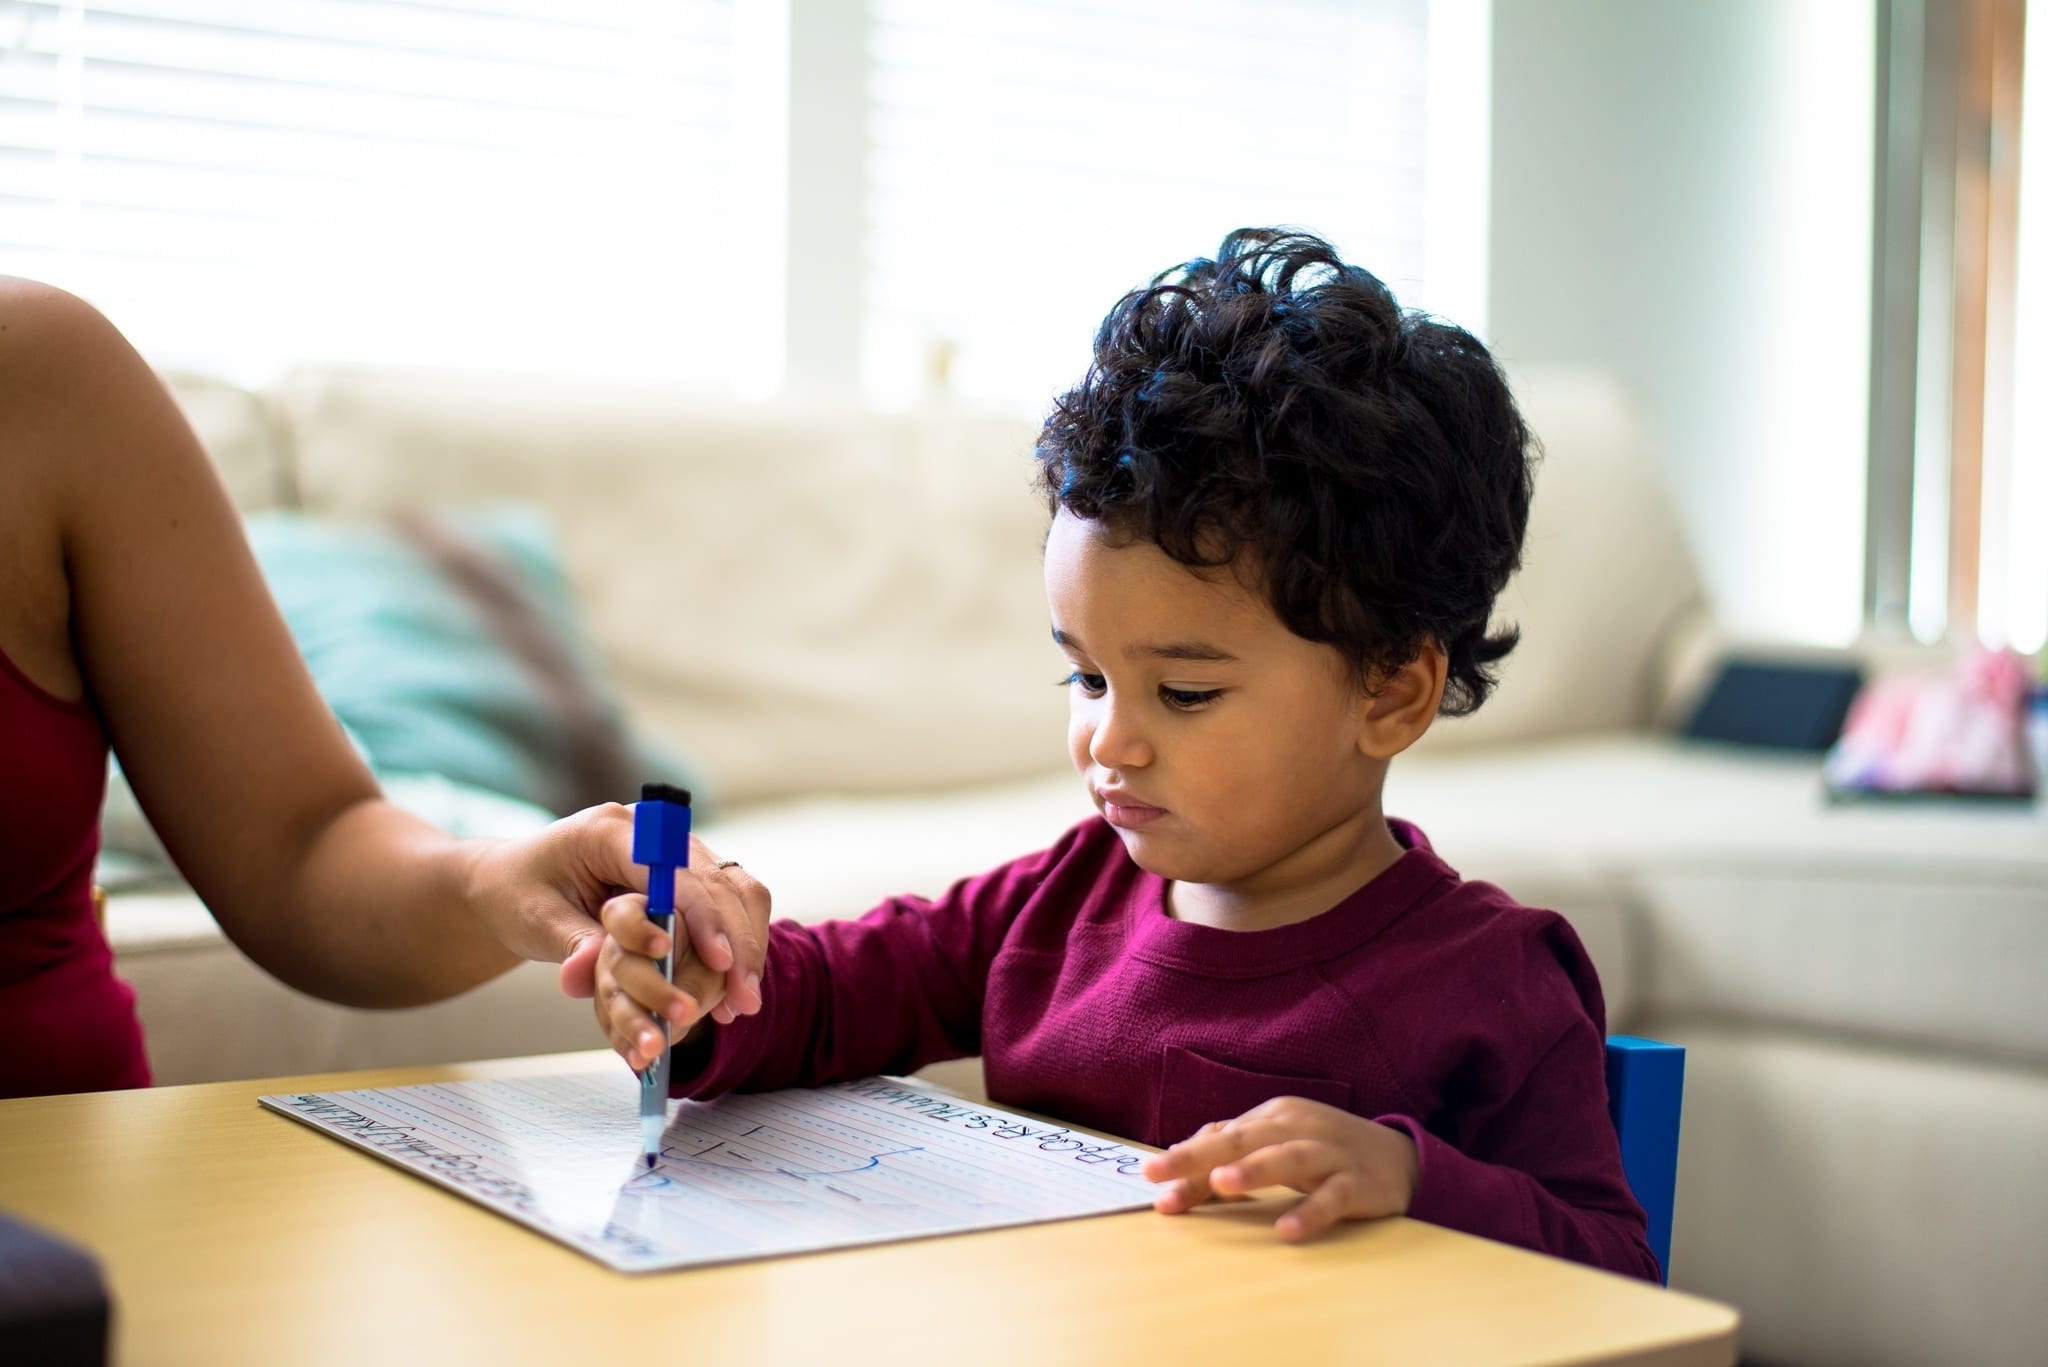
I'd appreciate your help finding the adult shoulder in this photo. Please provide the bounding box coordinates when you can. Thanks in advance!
[0,276,125,377]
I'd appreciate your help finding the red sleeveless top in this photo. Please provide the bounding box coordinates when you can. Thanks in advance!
[0,645,150,1097]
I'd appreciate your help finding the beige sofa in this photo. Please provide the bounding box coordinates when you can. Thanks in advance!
[106,364,2046,1367]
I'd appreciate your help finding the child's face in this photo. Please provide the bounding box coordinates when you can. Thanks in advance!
[1044,511,1385,893]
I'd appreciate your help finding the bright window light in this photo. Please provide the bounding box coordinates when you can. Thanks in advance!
[1421,0,1489,339]
[861,0,1453,410]
[1994,2,2047,653]
[0,1,751,389]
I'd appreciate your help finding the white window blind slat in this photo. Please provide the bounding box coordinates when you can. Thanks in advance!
[65,69,729,171]
[0,0,744,386]
[2,1,1466,399]
[19,0,726,61]
[58,19,694,113]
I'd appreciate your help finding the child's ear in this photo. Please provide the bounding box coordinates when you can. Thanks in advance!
[1358,645,1449,759]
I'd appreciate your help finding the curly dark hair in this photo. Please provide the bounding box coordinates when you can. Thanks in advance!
[1035,227,1535,716]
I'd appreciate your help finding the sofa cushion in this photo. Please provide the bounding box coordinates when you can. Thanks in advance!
[268,367,1070,804]
[159,370,291,511]
[114,922,591,1086]
[1419,368,1705,751]
[1640,1022,2048,1367]
[244,505,674,816]
[1389,735,2048,1062]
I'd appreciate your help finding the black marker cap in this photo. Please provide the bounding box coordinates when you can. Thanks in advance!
[639,782,693,807]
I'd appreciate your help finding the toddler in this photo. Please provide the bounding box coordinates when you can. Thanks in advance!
[592,229,1659,1281]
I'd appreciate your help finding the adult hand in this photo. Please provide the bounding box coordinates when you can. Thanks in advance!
[455,801,639,982]
[461,806,769,1013]
[1140,1096,1419,1242]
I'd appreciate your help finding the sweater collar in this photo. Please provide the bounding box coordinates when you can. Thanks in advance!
[1125,818,1456,978]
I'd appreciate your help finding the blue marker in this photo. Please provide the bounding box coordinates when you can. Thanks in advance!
[632,782,692,1169]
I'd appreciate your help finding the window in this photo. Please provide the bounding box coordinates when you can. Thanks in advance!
[2008,0,2047,652]
[860,0,1453,409]
[0,0,1482,407]
[0,0,744,385]
[1871,0,2045,652]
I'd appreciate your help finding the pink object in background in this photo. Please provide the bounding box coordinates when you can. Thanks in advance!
[1822,647,2037,798]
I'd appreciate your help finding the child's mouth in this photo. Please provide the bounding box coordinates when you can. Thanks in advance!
[1100,796,1167,829]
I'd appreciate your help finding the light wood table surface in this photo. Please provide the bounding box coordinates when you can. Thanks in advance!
[0,1051,1738,1366]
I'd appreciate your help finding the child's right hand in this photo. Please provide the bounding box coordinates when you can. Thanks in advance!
[592,836,772,1070]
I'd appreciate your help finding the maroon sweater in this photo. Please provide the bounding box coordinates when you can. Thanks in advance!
[675,815,1659,1281]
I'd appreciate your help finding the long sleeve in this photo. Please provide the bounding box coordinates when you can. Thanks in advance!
[671,830,1078,1100]
[1376,1014,1662,1283]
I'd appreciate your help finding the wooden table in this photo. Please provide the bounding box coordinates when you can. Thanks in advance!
[0,1052,1738,1366]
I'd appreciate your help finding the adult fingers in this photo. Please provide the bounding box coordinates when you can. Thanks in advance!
[675,842,766,1017]
[556,927,603,999]
[564,801,649,897]
[690,836,770,1008]
[708,870,764,1015]
[669,945,728,1028]
[626,860,751,1016]
[718,859,770,1014]
[674,873,735,976]
[494,803,652,969]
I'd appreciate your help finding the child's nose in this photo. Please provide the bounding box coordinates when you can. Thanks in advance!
[1089,698,1154,770]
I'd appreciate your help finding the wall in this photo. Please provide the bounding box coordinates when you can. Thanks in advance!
[1488,0,1876,645]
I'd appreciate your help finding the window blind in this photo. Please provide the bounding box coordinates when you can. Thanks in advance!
[0,0,743,384]
[863,0,1433,408]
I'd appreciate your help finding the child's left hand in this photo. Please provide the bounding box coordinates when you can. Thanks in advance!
[1140,1096,1419,1242]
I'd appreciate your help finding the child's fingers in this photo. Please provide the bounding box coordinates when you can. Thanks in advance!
[714,860,770,1015]
[1274,1173,1365,1243]
[1144,1118,1252,1213]
[606,933,698,1026]
[1141,1112,1291,1185]
[1208,1139,1337,1198]
[598,941,699,1067]
[598,892,668,960]
[681,838,770,1016]
[1152,1174,1215,1214]
[604,977,690,1071]
[592,940,656,1065]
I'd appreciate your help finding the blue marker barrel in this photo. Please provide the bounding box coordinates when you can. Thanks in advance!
[632,783,692,1167]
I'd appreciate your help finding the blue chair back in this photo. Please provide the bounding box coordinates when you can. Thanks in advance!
[1604,1035,1684,1284]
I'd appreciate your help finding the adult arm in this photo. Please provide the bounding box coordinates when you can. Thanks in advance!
[0,279,733,1007]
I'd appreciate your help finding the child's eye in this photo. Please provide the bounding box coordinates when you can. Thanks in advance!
[1160,686,1222,710]
[1060,671,1107,696]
